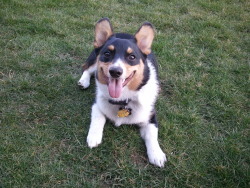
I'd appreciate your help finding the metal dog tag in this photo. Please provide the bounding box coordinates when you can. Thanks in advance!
[117,107,132,118]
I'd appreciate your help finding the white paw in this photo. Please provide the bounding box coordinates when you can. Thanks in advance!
[78,71,91,89]
[148,148,167,168]
[87,132,102,148]
[78,78,90,89]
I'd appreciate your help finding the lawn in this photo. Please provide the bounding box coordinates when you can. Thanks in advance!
[0,0,249,187]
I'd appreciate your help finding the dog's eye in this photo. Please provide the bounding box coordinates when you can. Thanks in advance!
[104,51,111,58]
[128,54,136,61]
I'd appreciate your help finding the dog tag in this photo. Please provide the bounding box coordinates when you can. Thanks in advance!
[117,107,131,118]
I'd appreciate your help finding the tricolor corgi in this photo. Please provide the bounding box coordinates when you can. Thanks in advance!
[78,18,167,167]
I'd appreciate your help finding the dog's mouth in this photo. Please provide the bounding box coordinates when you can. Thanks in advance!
[108,71,136,98]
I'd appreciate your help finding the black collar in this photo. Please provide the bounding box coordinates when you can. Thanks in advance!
[108,98,131,106]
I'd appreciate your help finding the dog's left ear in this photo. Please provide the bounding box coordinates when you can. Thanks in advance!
[94,18,113,48]
[135,22,155,55]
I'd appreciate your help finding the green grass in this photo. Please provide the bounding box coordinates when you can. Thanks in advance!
[0,0,249,187]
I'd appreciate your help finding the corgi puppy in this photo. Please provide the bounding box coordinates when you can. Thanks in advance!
[78,18,167,167]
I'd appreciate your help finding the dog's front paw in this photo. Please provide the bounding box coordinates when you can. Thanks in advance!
[148,148,167,168]
[78,78,90,89]
[87,132,102,148]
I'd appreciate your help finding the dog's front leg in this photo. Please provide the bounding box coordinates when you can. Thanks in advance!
[78,64,96,89]
[140,123,167,168]
[87,103,106,148]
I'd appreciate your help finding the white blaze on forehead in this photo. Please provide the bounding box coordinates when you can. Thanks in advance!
[113,58,123,67]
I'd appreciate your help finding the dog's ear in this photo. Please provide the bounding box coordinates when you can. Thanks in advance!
[135,22,154,55]
[94,18,113,48]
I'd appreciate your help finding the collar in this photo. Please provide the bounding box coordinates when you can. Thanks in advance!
[108,98,131,106]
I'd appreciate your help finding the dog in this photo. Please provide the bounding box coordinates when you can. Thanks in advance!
[78,18,167,167]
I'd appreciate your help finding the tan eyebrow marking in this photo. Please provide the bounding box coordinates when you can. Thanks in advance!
[108,45,115,51]
[127,47,133,54]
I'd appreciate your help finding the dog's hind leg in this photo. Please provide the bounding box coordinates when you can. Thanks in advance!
[140,122,167,168]
[78,63,97,89]
[78,49,98,89]
[78,64,96,89]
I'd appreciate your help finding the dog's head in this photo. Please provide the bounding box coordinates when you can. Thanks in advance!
[94,18,155,98]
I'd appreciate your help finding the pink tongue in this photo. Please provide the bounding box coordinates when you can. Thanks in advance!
[108,78,123,98]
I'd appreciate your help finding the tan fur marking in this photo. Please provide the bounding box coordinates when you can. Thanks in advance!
[82,62,96,72]
[97,60,110,85]
[82,63,89,71]
[127,60,145,90]
[108,45,115,51]
[127,47,133,54]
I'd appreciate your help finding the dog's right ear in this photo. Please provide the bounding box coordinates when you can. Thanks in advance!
[94,18,113,48]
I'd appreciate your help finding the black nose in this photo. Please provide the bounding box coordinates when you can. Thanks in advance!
[109,67,123,78]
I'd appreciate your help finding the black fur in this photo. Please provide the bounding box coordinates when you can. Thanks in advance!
[108,99,131,105]
[149,112,158,128]
[82,47,101,72]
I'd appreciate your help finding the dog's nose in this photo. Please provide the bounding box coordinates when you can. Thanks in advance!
[109,67,123,78]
